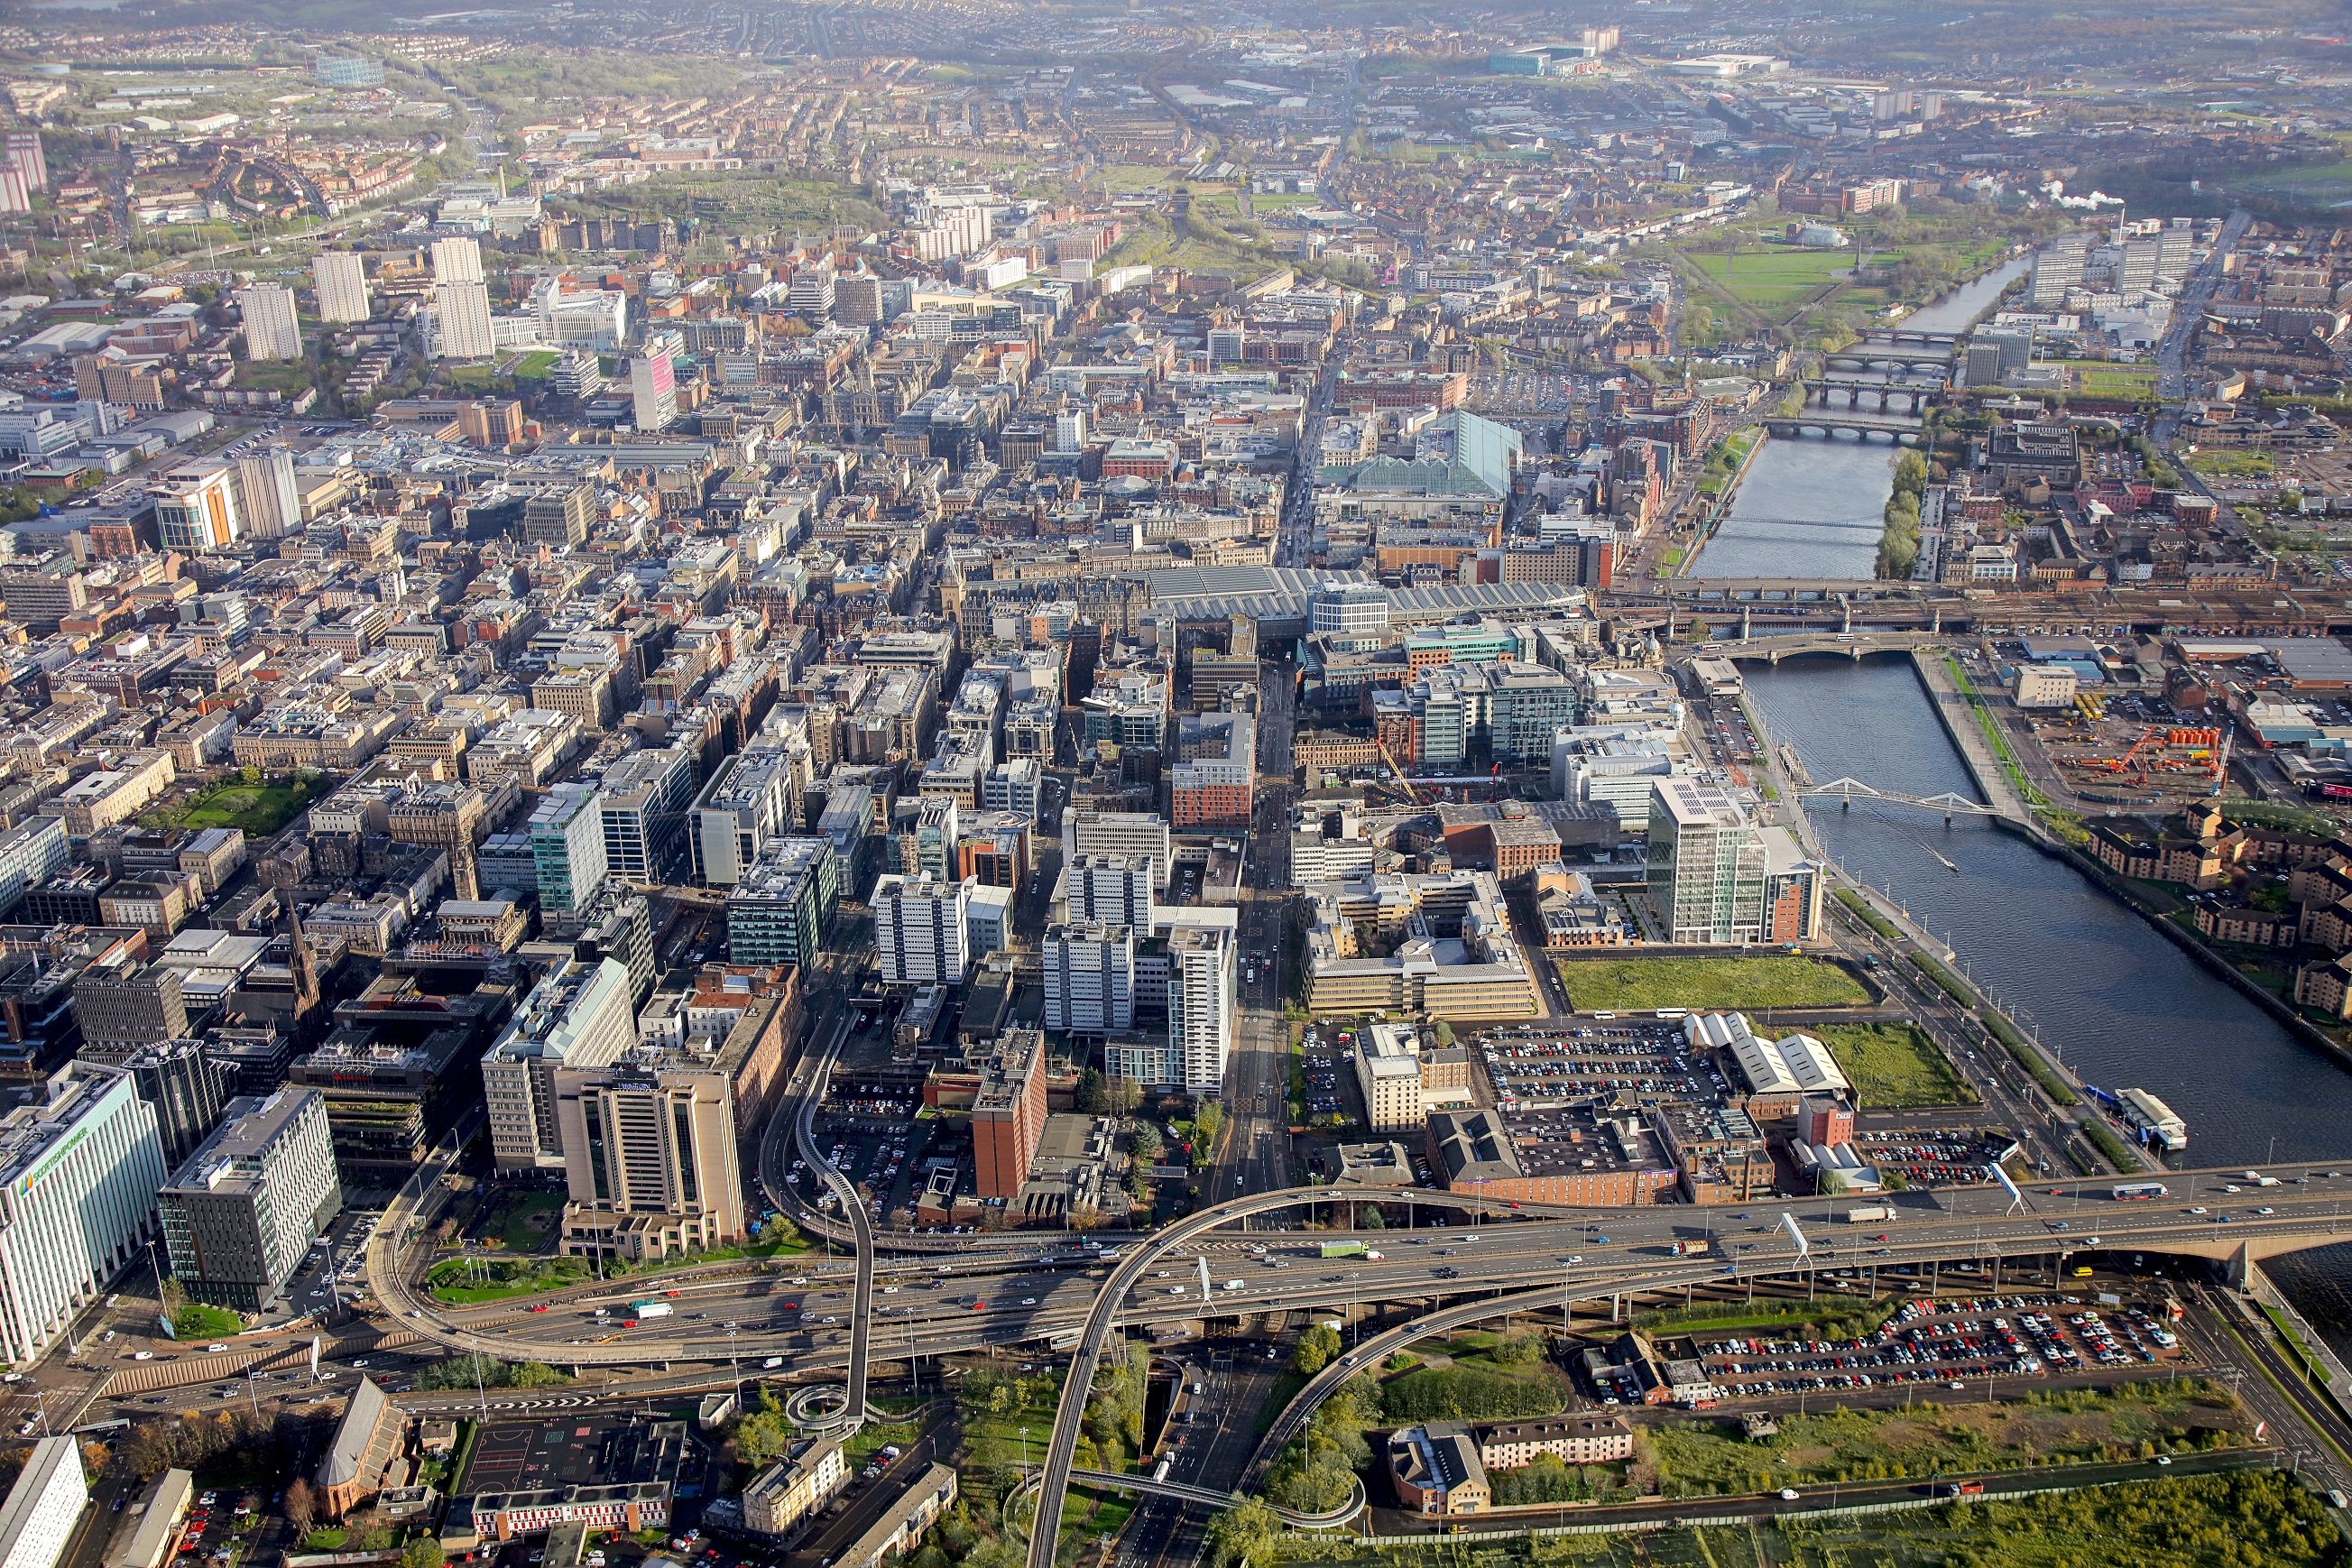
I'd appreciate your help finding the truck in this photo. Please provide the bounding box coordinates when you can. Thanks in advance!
[1667,1240,1709,1256]
[1319,1241,1368,1259]
[1843,1206,1892,1223]
[631,1301,674,1319]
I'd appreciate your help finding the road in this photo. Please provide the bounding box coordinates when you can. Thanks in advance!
[2154,208,2250,435]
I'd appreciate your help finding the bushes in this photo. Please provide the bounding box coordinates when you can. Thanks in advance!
[1381,1364,1568,1423]
[412,1354,566,1392]
[1877,449,1929,578]
[1293,1323,1343,1377]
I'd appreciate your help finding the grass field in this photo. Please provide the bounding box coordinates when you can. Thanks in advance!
[1814,1021,1975,1108]
[2184,448,2276,478]
[1556,955,1870,1012]
[1251,1470,2328,1566]
[1650,1378,2245,1498]
[1693,245,1851,309]
[146,776,323,836]
[510,349,560,380]
[2043,358,2157,398]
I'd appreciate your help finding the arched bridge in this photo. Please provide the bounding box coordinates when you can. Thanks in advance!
[1806,377,1943,413]
[1765,417,1924,445]
[1827,349,1957,374]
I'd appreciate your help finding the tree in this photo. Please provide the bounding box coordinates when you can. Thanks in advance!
[1194,1099,1226,1153]
[1204,1495,1279,1568]
[159,1277,187,1317]
[1075,1067,1106,1113]
[401,1537,445,1568]
[283,1480,315,1536]
[1103,1076,1142,1117]
[1360,1204,1385,1231]
[1129,1122,1165,1164]
[889,1207,914,1230]
[1293,1323,1342,1377]
[756,1213,801,1248]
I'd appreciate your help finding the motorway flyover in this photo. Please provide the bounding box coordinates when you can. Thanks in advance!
[1021,1164,2352,1568]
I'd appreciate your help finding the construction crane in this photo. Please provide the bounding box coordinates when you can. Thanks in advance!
[1376,737,1420,804]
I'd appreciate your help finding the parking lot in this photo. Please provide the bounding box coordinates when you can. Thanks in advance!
[1479,1020,1721,1112]
[1850,1128,2015,1191]
[1674,1292,2189,1407]
[1298,1021,1370,1125]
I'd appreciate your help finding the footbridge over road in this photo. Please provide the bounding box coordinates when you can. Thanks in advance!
[1011,1467,1366,1531]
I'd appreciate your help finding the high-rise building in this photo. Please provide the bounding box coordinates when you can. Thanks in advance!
[832,273,882,326]
[0,817,67,917]
[5,132,46,193]
[1645,778,1768,945]
[312,252,371,324]
[0,1063,167,1364]
[1166,925,1234,1093]
[72,962,189,1052]
[873,872,973,985]
[431,281,495,360]
[2031,233,2089,309]
[1064,853,1155,929]
[1044,923,1134,1032]
[565,882,659,1009]
[0,1437,88,1568]
[429,235,484,284]
[78,1038,226,1168]
[598,747,696,883]
[154,461,243,552]
[522,483,595,549]
[529,782,609,915]
[234,284,302,361]
[692,751,799,886]
[233,451,301,540]
[158,1087,341,1309]
[482,957,638,1173]
[970,1028,1046,1200]
[1064,811,1172,891]
[630,339,678,431]
[315,57,384,88]
[725,837,839,967]
[554,1053,743,1259]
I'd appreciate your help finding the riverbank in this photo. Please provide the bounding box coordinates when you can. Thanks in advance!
[1675,425,1772,576]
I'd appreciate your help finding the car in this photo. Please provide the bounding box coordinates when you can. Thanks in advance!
[2189,1206,2208,1214]
[1021,1297,1038,1306]
[1779,1489,1800,1501]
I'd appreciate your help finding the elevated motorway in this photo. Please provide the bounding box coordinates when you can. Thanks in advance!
[1023,1166,2352,1568]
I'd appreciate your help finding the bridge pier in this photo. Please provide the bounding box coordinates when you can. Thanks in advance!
[1740,604,1751,639]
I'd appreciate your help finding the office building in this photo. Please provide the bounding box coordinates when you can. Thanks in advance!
[725,837,839,967]
[691,751,798,886]
[1044,923,1134,1033]
[235,285,302,362]
[297,977,507,1180]
[598,748,695,884]
[73,961,189,1052]
[565,884,658,1007]
[0,1064,168,1364]
[0,818,64,917]
[630,341,678,432]
[1166,925,1235,1093]
[554,1053,744,1259]
[234,452,301,540]
[78,1038,226,1168]
[530,783,609,915]
[482,957,638,1173]
[432,281,495,360]
[430,235,484,284]
[1645,779,1767,945]
[523,484,596,549]
[874,873,972,985]
[971,1028,1047,1200]
[155,463,243,552]
[312,252,370,324]
[158,1088,341,1309]
[0,1438,86,1568]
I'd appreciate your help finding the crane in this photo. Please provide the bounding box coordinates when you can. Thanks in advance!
[1376,736,1420,803]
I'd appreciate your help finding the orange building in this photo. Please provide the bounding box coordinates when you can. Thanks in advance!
[971,1028,1048,1200]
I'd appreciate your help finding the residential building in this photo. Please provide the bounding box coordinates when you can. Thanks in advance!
[873,872,972,985]
[1044,923,1135,1032]
[312,253,370,324]
[1388,1423,1490,1517]
[741,1438,846,1536]
[972,1028,1047,1200]
[1167,924,1234,1093]
[0,1064,168,1365]
[1064,853,1155,929]
[432,281,496,360]
[829,1465,957,1568]
[482,957,638,1173]
[430,236,484,284]
[235,285,301,362]
[157,1088,341,1309]
[1645,779,1767,945]
[0,1438,87,1568]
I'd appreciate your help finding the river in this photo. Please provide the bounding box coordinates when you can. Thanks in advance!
[1694,258,2030,582]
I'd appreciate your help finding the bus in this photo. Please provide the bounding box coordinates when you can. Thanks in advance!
[2110,1182,2169,1202]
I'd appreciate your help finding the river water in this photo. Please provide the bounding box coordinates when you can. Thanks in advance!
[1694,258,2031,582]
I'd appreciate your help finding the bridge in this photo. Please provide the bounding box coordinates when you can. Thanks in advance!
[1869,327,1962,347]
[1014,1466,1366,1530]
[1021,1167,2352,1568]
[1826,348,1957,374]
[1805,377,1943,414]
[1764,416,1923,445]
[1702,627,1952,657]
[1801,775,2008,818]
